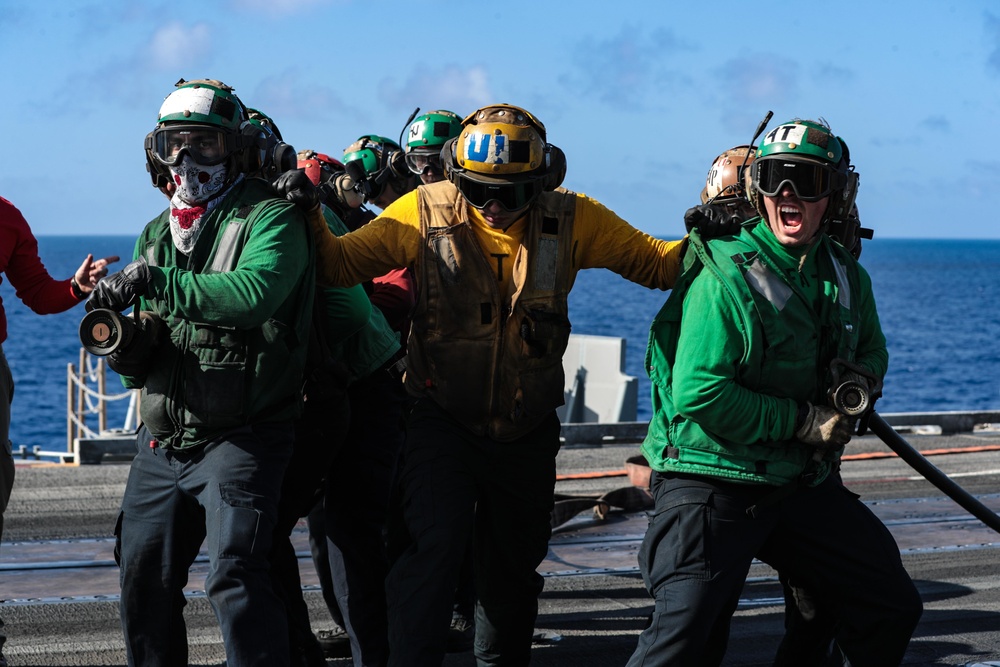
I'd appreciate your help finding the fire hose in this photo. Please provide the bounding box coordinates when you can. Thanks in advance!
[867,411,1000,535]
[832,358,1000,536]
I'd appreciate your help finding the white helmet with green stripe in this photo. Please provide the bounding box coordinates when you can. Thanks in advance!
[143,79,263,189]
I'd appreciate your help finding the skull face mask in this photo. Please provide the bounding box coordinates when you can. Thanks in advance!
[169,155,228,206]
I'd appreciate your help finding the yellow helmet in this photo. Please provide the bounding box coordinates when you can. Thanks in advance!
[453,104,547,180]
[441,103,566,211]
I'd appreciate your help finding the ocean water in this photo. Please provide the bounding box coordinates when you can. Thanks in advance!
[1,236,999,455]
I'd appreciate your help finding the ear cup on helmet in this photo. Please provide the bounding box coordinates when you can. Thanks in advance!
[441,136,461,186]
[273,142,298,178]
[542,144,566,191]
[442,135,565,196]
[238,122,268,175]
[825,137,857,223]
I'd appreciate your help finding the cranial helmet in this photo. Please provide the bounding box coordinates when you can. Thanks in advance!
[406,110,462,153]
[342,135,412,202]
[297,148,346,208]
[297,149,345,186]
[747,119,858,225]
[405,110,462,177]
[441,103,566,211]
[143,78,265,189]
[701,145,756,205]
[343,135,400,177]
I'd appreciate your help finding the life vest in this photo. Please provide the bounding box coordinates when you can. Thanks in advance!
[642,224,864,485]
[137,178,315,449]
[407,181,576,441]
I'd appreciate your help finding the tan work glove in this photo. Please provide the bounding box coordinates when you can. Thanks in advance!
[795,402,854,448]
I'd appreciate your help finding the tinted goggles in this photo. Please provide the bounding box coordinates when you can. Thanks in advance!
[752,158,846,202]
[405,152,443,176]
[456,175,542,212]
[148,125,237,167]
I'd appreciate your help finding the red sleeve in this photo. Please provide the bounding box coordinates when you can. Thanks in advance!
[370,267,415,338]
[0,197,79,315]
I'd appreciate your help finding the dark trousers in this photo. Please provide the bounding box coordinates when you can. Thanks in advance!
[116,423,293,667]
[385,399,561,667]
[627,471,923,667]
[271,395,351,666]
[308,370,407,667]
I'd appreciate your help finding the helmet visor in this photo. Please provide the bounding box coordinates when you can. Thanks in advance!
[150,126,236,167]
[405,152,444,176]
[456,175,542,212]
[753,159,846,202]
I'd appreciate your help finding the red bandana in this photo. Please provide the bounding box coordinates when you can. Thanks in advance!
[171,206,207,230]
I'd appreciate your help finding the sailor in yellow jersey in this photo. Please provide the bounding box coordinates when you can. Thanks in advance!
[277,103,685,667]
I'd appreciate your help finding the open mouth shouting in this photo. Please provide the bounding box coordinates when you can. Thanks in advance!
[764,193,828,248]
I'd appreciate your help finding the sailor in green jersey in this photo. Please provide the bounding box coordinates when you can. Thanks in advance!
[89,79,315,667]
[627,119,922,667]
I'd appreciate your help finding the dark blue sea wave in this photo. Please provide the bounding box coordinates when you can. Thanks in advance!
[1,236,998,453]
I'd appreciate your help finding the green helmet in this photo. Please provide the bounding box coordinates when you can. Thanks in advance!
[405,110,462,153]
[155,79,246,131]
[755,119,844,166]
[748,118,858,228]
[343,135,400,177]
[144,78,263,189]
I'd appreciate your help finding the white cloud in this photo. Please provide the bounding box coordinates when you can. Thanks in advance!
[377,65,494,116]
[145,22,212,71]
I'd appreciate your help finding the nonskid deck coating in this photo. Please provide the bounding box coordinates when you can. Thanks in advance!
[5,494,1000,603]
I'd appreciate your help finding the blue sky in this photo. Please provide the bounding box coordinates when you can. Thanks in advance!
[2,0,998,239]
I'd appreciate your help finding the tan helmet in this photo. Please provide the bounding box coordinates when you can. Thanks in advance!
[701,145,755,204]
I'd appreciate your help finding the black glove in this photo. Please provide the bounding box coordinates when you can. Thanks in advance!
[87,257,151,313]
[107,311,162,377]
[273,169,321,212]
[683,203,745,238]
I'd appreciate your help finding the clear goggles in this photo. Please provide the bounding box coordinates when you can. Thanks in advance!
[148,125,238,167]
[456,174,542,212]
[405,152,444,176]
[752,158,846,202]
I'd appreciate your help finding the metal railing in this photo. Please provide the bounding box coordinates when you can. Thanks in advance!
[65,348,138,462]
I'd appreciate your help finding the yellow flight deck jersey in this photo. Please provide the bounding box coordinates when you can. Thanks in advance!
[309,184,685,293]
[307,180,685,439]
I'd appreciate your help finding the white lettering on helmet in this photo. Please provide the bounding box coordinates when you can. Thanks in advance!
[762,124,807,147]
[465,132,510,164]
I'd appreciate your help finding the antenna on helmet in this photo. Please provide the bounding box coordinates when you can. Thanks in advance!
[738,109,772,183]
[399,107,420,148]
